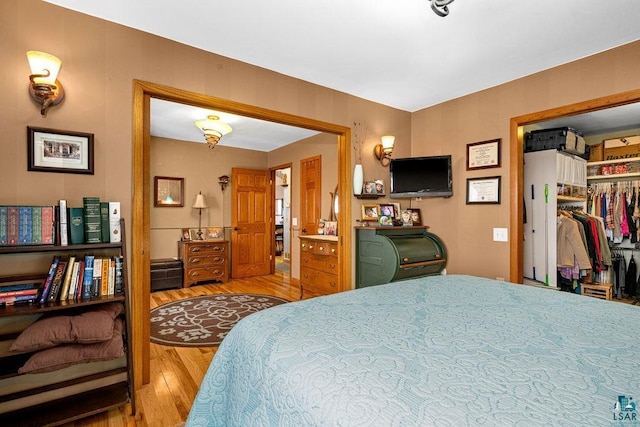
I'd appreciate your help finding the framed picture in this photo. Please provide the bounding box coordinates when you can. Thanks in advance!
[379,204,395,218]
[400,210,413,226]
[181,228,191,241]
[324,221,337,236]
[466,138,501,170]
[363,181,377,195]
[154,176,184,207]
[392,202,401,219]
[361,204,379,221]
[406,208,422,226]
[206,226,224,240]
[378,215,393,226]
[374,179,384,194]
[27,126,94,174]
[466,176,501,204]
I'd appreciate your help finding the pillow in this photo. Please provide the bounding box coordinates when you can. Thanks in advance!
[18,318,124,374]
[10,303,123,353]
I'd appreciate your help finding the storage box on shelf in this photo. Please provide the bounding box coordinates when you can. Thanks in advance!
[0,219,134,426]
[587,158,640,181]
[581,282,613,301]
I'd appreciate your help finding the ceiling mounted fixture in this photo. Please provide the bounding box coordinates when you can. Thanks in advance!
[26,51,65,117]
[429,0,455,17]
[194,115,232,149]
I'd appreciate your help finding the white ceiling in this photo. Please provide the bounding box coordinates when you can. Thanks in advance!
[45,0,640,147]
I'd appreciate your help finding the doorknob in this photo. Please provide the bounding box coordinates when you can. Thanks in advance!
[232,227,239,231]
[301,228,307,234]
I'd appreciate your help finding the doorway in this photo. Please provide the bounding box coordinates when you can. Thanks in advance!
[131,80,351,389]
[273,166,291,275]
[509,88,640,284]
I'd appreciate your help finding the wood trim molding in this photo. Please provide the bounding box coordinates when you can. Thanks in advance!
[131,80,352,389]
[509,88,640,283]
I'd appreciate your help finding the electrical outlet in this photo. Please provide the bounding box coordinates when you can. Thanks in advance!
[493,228,508,242]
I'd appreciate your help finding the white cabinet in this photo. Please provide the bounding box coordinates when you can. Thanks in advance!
[524,150,587,287]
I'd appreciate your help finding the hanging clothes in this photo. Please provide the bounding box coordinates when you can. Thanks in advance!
[627,255,637,297]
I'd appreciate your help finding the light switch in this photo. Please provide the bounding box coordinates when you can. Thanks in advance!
[292,218,298,226]
[493,228,508,242]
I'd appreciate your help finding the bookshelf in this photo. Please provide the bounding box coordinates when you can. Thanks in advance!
[0,219,134,426]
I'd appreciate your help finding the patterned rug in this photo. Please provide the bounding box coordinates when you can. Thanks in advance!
[150,294,289,347]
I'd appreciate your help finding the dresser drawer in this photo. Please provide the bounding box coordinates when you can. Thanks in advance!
[185,266,227,282]
[186,243,226,255]
[185,253,226,268]
[300,267,338,294]
[301,253,337,274]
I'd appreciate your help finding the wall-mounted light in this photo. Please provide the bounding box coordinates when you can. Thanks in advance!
[194,115,233,149]
[218,175,230,191]
[374,135,395,167]
[428,0,455,17]
[27,51,65,117]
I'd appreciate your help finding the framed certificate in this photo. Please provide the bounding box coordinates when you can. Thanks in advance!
[466,176,501,204]
[466,138,501,170]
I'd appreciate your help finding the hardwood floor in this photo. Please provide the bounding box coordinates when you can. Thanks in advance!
[73,271,299,427]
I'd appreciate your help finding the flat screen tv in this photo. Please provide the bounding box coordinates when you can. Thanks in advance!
[389,155,453,198]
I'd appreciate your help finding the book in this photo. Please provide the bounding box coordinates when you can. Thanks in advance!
[47,259,68,303]
[114,255,124,294]
[83,197,102,243]
[67,260,80,301]
[81,255,94,300]
[31,206,42,244]
[0,288,38,298]
[92,257,103,297]
[109,202,121,243]
[0,206,7,245]
[41,206,54,244]
[68,207,85,244]
[100,202,110,243]
[7,207,18,245]
[75,260,85,300]
[107,257,116,295]
[59,255,76,300]
[0,282,39,293]
[18,207,32,245]
[59,200,68,246]
[0,294,38,306]
[100,256,109,296]
[39,256,61,304]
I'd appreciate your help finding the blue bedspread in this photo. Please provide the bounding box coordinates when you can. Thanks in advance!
[186,275,640,426]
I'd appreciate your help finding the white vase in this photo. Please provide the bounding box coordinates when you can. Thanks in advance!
[353,164,363,195]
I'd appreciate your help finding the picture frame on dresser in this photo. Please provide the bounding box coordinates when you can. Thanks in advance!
[27,126,94,175]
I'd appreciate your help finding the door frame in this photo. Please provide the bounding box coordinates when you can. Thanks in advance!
[509,88,640,283]
[132,80,351,390]
[271,163,293,274]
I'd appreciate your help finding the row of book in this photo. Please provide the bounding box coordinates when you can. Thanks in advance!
[0,281,40,306]
[0,198,121,246]
[39,254,125,304]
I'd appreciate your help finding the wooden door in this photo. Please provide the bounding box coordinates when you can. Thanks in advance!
[300,156,321,235]
[231,168,272,278]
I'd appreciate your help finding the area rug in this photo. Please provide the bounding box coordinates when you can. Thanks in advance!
[150,294,289,347]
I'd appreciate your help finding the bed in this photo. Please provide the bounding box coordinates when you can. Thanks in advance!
[186,275,640,426]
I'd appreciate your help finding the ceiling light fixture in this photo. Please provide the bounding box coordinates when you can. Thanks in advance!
[194,115,233,149]
[429,0,455,17]
[26,51,65,117]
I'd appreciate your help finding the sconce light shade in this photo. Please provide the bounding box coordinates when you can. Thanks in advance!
[27,51,65,116]
[374,135,395,166]
[195,115,233,149]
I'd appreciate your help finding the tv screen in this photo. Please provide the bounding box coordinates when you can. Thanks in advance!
[389,155,453,198]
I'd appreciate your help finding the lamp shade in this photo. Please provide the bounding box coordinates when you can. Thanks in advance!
[195,116,232,141]
[192,193,208,209]
[381,135,395,151]
[27,51,62,85]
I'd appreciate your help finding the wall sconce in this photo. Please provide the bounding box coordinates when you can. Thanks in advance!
[27,51,65,117]
[192,192,208,240]
[374,135,395,167]
[194,115,233,149]
[218,175,230,191]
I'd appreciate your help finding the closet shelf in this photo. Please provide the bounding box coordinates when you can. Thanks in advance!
[587,172,640,181]
[557,195,587,203]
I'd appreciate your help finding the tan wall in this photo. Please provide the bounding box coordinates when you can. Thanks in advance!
[0,0,409,279]
[411,41,640,280]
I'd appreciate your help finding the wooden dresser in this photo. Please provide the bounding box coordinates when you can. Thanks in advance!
[178,240,229,288]
[299,235,339,299]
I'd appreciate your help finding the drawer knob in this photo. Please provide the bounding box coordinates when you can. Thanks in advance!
[403,257,409,262]
[319,246,324,251]
[331,248,336,253]
[302,243,306,248]
[309,245,313,249]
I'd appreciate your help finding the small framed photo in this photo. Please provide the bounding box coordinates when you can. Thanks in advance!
[379,204,395,218]
[378,215,393,226]
[466,138,501,170]
[154,176,184,207]
[392,203,401,219]
[406,208,422,226]
[362,204,379,221]
[466,176,501,204]
[325,221,337,236]
[206,226,224,240]
[27,126,94,175]
[181,228,191,241]
[374,179,384,194]
[363,181,377,194]
[400,210,413,226]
